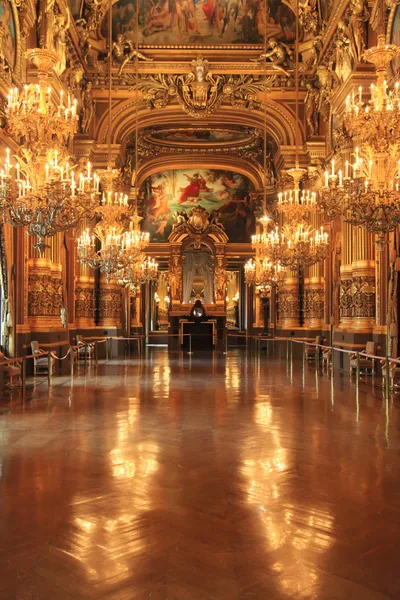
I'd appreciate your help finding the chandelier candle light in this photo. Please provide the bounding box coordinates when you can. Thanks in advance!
[322,33,400,247]
[245,257,286,294]
[4,49,78,147]
[0,48,101,254]
[279,221,328,269]
[115,253,158,292]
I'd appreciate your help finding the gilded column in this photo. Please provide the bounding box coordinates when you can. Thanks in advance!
[339,220,353,328]
[304,271,325,329]
[303,211,325,330]
[339,265,353,325]
[98,276,122,328]
[351,228,375,330]
[277,273,298,329]
[75,220,95,328]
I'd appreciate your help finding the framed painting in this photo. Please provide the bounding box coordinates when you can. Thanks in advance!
[141,168,256,242]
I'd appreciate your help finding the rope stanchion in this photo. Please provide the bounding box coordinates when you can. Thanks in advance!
[50,348,72,361]
[70,346,75,375]
[47,352,52,386]
[356,352,360,386]
[385,356,390,400]
[22,356,27,394]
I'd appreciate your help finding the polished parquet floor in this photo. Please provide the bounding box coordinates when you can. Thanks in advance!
[0,349,400,600]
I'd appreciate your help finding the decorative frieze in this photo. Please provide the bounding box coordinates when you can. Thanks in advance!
[27,259,63,319]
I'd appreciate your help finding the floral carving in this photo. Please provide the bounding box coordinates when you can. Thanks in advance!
[75,287,94,319]
[28,274,63,316]
[352,276,376,319]
[99,288,121,320]
[339,279,353,318]
[304,288,324,320]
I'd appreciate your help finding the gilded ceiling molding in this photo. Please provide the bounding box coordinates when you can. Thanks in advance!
[136,155,265,190]
[138,127,262,162]
[95,100,300,149]
[122,61,276,118]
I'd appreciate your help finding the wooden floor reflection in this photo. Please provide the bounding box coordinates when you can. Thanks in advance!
[0,349,399,599]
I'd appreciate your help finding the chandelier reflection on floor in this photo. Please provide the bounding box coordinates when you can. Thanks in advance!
[0,49,100,254]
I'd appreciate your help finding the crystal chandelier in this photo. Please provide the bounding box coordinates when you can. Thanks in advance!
[319,159,345,219]
[251,219,286,263]
[115,253,158,292]
[333,33,400,247]
[0,148,100,254]
[280,220,329,268]
[343,35,400,153]
[277,167,317,221]
[77,191,131,280]
[0,49,100,254]
[4,50,78,147]
[245,257,286,295]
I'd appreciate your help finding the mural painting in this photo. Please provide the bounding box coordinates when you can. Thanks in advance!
[106,0,295,46]
[141,169,256,242]
[0,0,16,70]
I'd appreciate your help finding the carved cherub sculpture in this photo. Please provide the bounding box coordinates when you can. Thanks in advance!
[110,33,152,75]
[251,38,292,77]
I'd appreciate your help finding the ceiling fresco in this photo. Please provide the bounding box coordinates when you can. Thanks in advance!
[104,0,296,47]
